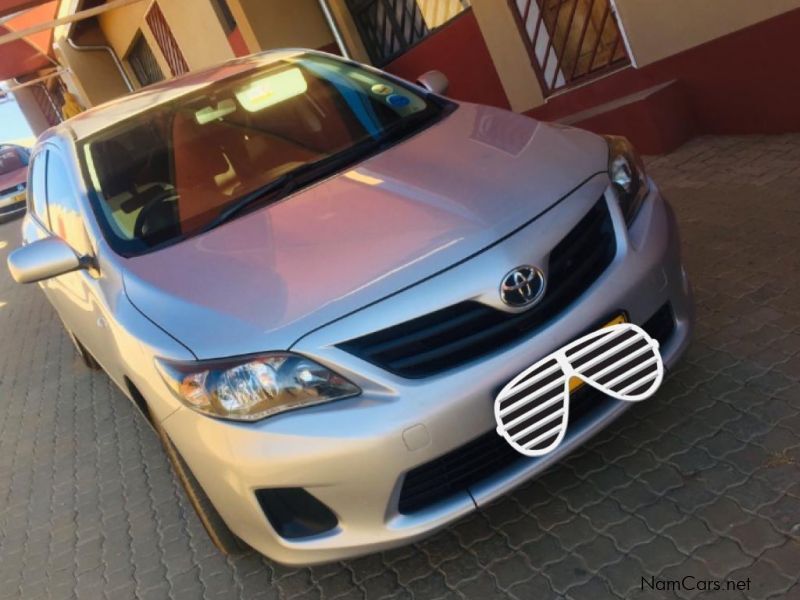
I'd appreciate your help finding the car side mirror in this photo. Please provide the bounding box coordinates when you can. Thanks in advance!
[7,237,84,284]
[417,70,449,95]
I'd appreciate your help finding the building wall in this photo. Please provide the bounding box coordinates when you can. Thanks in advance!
[457,0,800,112]
[614,0,800,66]
[325,0,371,63]
[52,23,130,108]
[97,1,147,58]
[98,0,234,83]
[227,0,334,53]
[158,0,235,69]
[528,7,800,150]
[384,10,510,109]
[99,3,170,85]
[11,87,52,136]
[469,0,544,112]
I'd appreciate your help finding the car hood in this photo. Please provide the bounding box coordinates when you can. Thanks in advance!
[123,103,608,359]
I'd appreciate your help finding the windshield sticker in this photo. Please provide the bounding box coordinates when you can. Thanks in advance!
[386,94,411,108]
[371,83,393,96]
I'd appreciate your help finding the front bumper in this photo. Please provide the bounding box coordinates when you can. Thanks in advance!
[0,190,26,221]
[161,178,693,565]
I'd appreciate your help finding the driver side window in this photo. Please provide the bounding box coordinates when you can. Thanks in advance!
[46,153,91,256]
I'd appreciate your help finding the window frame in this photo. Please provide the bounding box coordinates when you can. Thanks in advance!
[348,0,472,66]
[127,31,165,88]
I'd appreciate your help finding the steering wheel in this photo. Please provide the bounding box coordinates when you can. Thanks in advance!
[133,189,181,241]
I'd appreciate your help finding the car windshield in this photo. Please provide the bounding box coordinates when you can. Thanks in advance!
[0,146,27,176]
[80,53,446,256]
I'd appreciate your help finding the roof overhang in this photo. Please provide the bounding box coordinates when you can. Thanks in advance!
[0,0,145,82]
[0,0,50,17]
[0,1,58,81]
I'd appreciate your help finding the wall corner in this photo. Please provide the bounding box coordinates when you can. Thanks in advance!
[469,0,545,112]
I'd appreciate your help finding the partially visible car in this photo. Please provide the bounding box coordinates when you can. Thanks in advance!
[0,144,29,222]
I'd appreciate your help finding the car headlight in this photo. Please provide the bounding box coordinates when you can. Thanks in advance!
[605,135,649,225]
[155,353,361,421]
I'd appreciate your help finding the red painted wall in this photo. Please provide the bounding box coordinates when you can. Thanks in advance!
[227,27,249,58]
[571,81,697,155]
[317,42,341,56]
[384,10,510,109]
[529,8,800,135]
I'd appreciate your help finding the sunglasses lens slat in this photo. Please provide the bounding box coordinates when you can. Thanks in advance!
[580,340,650,379]
[600,355,659,389]
[502,389,567,431]
[509,405,566,442]
[565,326,632,362]
[495,356,569,457]
[499,374,566,418]
[585,343,653,383]
[573,324,663,400]
[616,369,659,396]
[522,424,564,451]
[570,334,643,374]
[498,359,563,403]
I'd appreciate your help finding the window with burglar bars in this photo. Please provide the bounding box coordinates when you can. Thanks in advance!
[29,82,62,127]
[128,33,165,87]
[347,0,471,66]
[510,0,630,96]
[146,1,190,77]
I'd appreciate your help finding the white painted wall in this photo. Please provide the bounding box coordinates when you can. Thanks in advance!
[614,0,800,66]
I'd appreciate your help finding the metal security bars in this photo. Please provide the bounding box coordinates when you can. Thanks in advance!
[29,82,62,126]
[510,0,629,95]
[145,1,189,77]
[128,33,165,87]
[347,0,470,66]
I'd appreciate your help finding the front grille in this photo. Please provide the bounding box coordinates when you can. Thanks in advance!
[339,198,617,378]
[397,384,617,514]
[396,303,677,514]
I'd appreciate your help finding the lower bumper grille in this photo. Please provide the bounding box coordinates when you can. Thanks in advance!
[398,384,616,514]
[339,197,617,378]
[255,488,338,540]
[643,302,675,346]
[396,304,678,515]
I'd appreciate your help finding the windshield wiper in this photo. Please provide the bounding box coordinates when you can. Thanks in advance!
[198,171,297,234]
[198,112,439,235]
[198,142,379,234]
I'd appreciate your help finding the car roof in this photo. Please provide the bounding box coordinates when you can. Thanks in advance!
[60,49,310,142]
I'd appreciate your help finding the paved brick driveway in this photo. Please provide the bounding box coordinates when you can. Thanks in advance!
[0,134,799,600]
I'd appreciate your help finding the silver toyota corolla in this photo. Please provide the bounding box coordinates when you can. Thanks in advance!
[8,50,692,565]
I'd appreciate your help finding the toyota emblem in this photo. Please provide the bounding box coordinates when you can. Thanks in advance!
[500,266,546,308]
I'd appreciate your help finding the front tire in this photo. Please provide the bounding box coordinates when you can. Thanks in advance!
[154,421,248,555]
[67,330,101,370]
